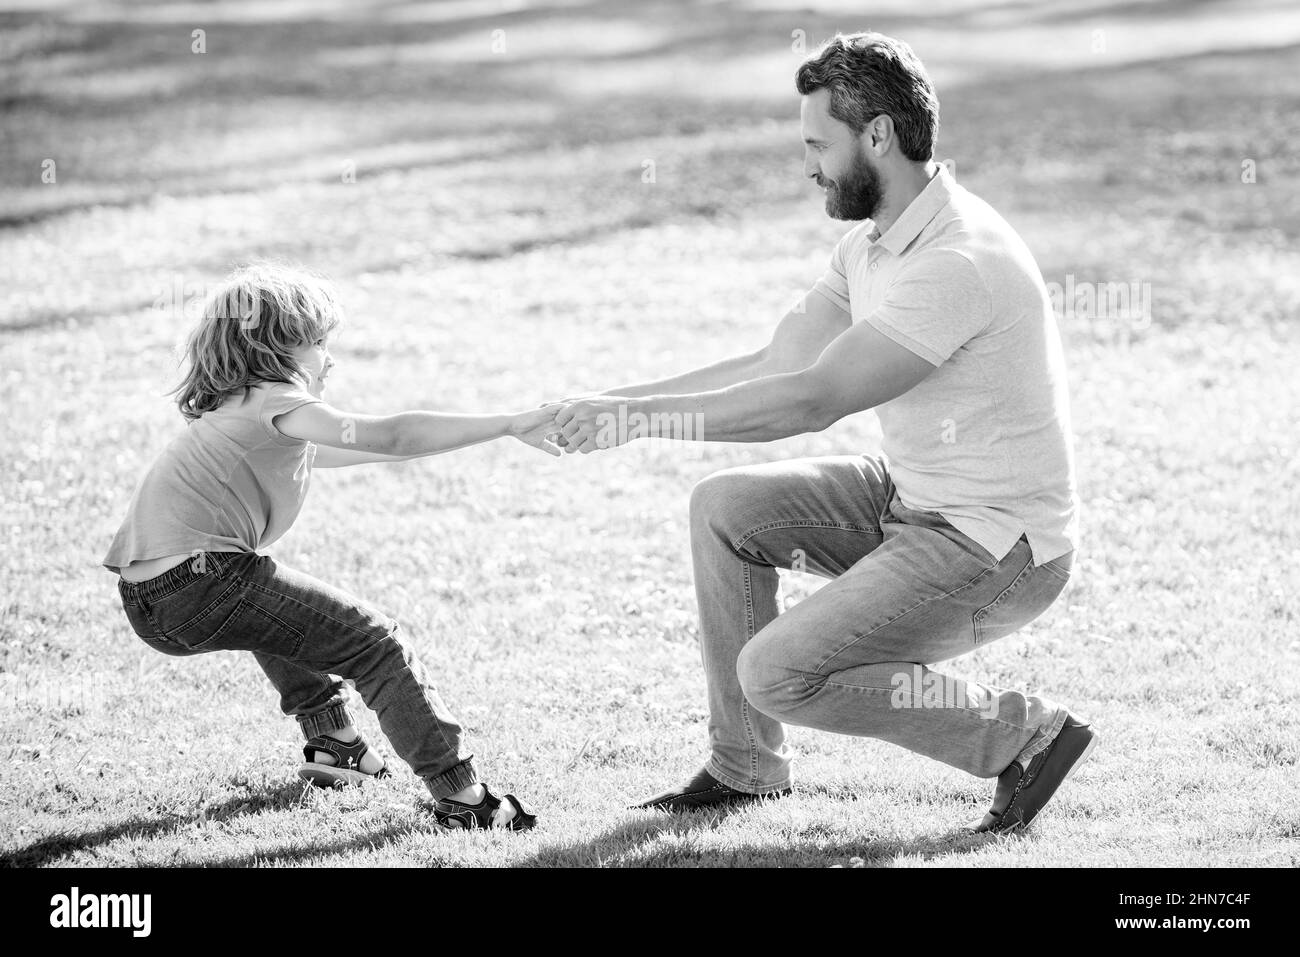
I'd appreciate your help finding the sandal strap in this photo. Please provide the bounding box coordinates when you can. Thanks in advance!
[498,793,537,829]
[302,734,370,771]
[433,786,536,830]
[433,787,499,829]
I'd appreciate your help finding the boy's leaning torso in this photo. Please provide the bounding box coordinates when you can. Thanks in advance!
[103,382,320,575]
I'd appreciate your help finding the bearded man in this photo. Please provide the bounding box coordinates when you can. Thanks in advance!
[553,32,1096,834]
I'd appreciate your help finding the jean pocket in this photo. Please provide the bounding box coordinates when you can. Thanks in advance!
[120,594,193,657]
[121,595,156,640]
[972,558,1068,646]
[165,584,304,657]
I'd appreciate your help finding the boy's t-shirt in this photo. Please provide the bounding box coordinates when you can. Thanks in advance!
[102,381,321,572]
[810,165,1079,567]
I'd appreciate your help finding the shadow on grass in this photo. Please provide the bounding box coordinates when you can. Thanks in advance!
[2,781,1009,868]
[517,801,1000,868]
[199,822,430,868]
[0,779,312,868]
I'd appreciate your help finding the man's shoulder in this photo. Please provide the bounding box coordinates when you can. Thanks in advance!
[938,183,1033,252]
[925,186,1040,283]
[931,181,1010,237]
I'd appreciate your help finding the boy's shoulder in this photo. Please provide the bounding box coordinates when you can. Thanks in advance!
[200,380,308,425]
[192,380,318,446]
[235,379,311,408]
[247,378,302,395]
[249,379,323,439]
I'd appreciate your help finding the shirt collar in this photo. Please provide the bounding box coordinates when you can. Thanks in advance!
[868,164,953,256]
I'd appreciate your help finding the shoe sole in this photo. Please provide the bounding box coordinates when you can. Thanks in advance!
[634,789,792,812]
[433,803,538,831]
[434,813,537,832]
[1063,730,1100,784]
[299,764,372,788]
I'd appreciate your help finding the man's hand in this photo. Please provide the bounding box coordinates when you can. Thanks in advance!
[510,405,565,456]
[538,394,594,451]
[552,396,643,454]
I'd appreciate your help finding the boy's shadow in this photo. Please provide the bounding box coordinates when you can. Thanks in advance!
[1,781,322,868]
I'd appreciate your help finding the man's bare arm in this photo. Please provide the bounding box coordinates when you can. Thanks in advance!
[597,291,851,398]
[555,316,938,451]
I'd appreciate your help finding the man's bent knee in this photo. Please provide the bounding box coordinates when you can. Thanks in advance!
[689,468,746,525]
[736,638,817,721]
[689,467,772,551]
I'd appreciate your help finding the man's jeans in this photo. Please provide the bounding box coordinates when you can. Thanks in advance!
[691,454,1074,795]
[116,550,478,799]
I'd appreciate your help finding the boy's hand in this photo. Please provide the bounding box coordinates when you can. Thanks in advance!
[510,406,564,457]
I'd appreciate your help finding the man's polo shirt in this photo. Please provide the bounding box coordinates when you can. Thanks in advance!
[811,165,1079,567]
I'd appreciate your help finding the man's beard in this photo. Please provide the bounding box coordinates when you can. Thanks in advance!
[824,150,882,221]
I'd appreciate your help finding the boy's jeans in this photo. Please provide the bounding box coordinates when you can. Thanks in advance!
[691,454,1074,795]
[117,550,477,799]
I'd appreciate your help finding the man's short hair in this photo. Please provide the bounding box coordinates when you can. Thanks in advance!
[795,32,940,162]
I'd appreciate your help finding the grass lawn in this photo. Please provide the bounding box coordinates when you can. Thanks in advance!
[1,0,1297,867]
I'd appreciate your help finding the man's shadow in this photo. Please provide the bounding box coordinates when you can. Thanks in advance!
[517,795,1003,868]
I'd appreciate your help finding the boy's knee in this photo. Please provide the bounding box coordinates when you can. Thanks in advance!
[337,612,408,666]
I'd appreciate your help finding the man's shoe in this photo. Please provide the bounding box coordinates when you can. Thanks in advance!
[631,767,791,811]
[970,714,1099,834]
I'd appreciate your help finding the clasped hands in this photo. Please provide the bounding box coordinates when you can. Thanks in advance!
[508,395,646,457]
[543,395,647,455]
[511,391,672,456]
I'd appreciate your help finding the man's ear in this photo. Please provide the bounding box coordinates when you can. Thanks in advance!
[866,115,895,156]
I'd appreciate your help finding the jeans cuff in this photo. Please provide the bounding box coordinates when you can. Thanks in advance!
[423,758,480,801]
[705,756,792,796]
[297,702,356,740]
[1015,706,1069,767]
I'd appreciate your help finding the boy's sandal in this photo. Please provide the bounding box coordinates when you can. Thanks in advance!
[298,734,392,788]
[433,785,537,831]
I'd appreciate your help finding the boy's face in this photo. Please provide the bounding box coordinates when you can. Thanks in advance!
[291,337,334,397]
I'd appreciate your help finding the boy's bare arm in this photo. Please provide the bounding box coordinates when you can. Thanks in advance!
[274,404,561,460]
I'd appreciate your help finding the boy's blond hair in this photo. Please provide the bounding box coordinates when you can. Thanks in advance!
[172,263,342,420]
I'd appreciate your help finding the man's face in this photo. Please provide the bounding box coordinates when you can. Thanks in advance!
[801,87,883,221]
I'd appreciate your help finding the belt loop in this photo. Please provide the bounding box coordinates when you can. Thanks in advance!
[214,551,236,579]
